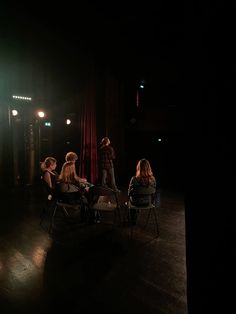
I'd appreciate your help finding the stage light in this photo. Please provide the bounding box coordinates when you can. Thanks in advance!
[12,95,32,101]
[66,119,71,125]
[44,122,51,127]
[12,109,18,116]
[37,111,45,118]
[158,138,162,142]
[139,84,144,89]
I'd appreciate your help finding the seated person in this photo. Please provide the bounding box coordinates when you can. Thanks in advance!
[40,156,58,200]
[58,161,96,222]
[128,158,156,223]
[65,151,93,189]
[57,161,85,204]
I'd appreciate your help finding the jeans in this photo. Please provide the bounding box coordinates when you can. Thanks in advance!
[101,167,117,190]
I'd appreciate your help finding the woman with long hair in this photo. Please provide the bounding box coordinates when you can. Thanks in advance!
[58,161,82,199]
[128,159,156,223]
[128,158,156,192]
[58,161,95,221]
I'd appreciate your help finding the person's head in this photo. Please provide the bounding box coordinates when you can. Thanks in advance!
[100,137,110,146]
[65,151,78,162]
[41,157,57,171]
[59,161,77,183]
[136,158,153,178]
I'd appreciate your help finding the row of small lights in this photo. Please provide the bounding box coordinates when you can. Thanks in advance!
[12,95,32,100]
[11,95,72,126]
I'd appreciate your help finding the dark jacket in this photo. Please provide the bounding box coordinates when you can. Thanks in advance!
[99,145,115,170]
[128,176,156,206]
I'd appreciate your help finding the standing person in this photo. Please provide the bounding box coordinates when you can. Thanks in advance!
[98,137,120,192]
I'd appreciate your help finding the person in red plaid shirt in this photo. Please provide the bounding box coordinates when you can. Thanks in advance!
[98,137,120,192]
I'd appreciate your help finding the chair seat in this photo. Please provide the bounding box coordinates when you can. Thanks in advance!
[92,202,117,211]
[128,203,155,210]
[56,201,81,210]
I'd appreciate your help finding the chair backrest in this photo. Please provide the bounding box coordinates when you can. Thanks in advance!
[55,182,83,205]
[90,185,119,205]
[129,186,156,196]
[129,186,156,207]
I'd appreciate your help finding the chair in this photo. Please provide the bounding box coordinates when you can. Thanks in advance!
[40,181,90,235]
[39,178,56,231]
[90,185,121,228]
[127,186,160,239]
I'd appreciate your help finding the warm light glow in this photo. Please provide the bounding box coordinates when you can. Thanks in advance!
[12,109,18,116]
[37,111,45,118]
[66,119,71,125]
[32,246,47,268]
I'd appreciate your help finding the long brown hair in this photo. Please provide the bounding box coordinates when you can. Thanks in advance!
[136,159,154,185]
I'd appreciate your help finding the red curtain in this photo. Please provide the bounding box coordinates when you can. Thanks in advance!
[78,77,98,184]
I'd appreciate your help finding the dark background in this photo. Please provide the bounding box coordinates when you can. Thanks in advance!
[0,1,234,312]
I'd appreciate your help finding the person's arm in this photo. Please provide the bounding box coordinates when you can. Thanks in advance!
[128,176,136,196]
[109,146,115,160]
[74,174,87,184]
[150,177,156,189]
[44,171,52,189]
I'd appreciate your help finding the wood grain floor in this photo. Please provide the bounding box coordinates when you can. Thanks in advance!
[0,186,187,314]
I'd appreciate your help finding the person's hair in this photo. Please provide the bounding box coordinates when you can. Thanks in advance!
[100,137,110,146]
[59,161,77,183]
[136,159,154,184]
[65,151,78,162]
[40,157,57,171]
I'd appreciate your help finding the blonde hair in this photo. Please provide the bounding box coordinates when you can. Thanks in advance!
[40,157,57,171]
[65,151,78,162]
[100,137,110,146]
[59,161,77,183]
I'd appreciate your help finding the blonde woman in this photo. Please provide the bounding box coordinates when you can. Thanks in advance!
[58,161,95,221]
[40,156,58,201]
[58,161,81,195]
[65,151,78,162]
[65,151,88,185]
[41,157,58,189]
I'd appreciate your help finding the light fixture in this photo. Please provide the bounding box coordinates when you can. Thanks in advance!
[12,95,32,101]
[12,109,18,116]
[66,119,71,125]
[44,122,51,127]
[37,111,45,118]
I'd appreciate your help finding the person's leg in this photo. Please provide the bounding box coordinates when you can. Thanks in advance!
[101,169,108,187]
[109,167,118,190]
